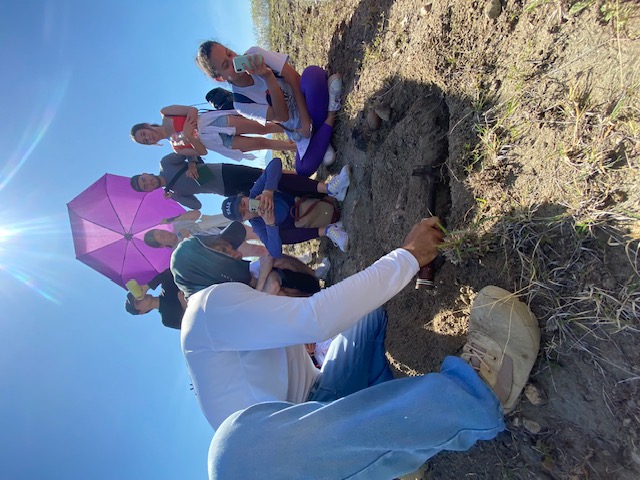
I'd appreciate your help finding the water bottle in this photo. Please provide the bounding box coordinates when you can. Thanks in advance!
[126,279,144,300]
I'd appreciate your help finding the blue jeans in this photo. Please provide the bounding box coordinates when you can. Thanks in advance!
[310,307,395,401]
[208,309,504,479]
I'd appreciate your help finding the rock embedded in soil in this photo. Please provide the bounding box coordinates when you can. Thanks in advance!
[367,110,382,130]
[374,105,391,122]
[523,418,541,434]
[524,383,548,406]
[485,0,502,19]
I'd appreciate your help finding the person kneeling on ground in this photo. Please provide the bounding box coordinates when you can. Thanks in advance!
[177,217,541,479]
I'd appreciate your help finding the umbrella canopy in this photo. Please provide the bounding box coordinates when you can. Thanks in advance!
[67,174,186,289]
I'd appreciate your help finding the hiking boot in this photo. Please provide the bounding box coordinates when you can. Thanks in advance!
[460,286,540,413]
[315,257,331,279]
[325,223,349,252]
[323,144,336,166]
[327,165,351,201]
[327,74,343,112]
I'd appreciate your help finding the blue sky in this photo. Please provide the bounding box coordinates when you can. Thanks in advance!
[0,1,263,478]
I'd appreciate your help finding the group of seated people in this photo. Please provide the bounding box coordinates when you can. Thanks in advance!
[120,39,542,480]
[124,43,352,368]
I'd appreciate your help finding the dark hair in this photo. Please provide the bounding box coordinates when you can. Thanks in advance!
[130,175,143,192]
[196,40,221,79]
[205,88,234,110]
[124,292,140,315]
[144,230,162,248]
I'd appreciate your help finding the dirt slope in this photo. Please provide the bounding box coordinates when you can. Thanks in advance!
[269,1,640,478]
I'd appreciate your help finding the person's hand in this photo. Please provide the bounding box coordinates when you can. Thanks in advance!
[297,116,312,139]
[245,54,272,78]
[140,284,150,295]
[186,162,199,180]
[177,291,188,310]
[257,190,274,212]
[185,108,198,125]
[401,217,445,267]
[305,343,316,355]
[183,117,198,139]
[160,218,169,224]
[260,208,276,226]
[164,191,173,199]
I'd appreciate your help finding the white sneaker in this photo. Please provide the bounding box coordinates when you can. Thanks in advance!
[314,257,331,279]
[325,223,349,252]
[326,165,351,201]
[323,144,336,166]
[327,74,343,112]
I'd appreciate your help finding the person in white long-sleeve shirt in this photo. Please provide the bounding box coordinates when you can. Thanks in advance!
[175,217,541,480]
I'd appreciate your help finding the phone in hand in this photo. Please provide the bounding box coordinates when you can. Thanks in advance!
[233,54,263,73]
[248,198,260,212]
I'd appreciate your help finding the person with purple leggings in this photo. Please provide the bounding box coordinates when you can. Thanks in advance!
[220,157,351,257]
[196,41,342,177]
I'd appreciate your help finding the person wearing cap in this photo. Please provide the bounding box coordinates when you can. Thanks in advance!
[170,221,321,300]
[177,217,541,480]
[124,269,186,330]
[221,157,351,257]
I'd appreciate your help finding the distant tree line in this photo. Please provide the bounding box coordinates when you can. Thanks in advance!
[250,0,271,48]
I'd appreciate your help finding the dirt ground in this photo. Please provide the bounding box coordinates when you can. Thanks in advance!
[267,0,640,478]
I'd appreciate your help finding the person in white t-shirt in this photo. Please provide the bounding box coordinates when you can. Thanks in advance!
[196,41,343,177]
[175,217,541,480]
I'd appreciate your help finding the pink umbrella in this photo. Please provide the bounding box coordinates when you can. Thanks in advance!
[67,174,185,289]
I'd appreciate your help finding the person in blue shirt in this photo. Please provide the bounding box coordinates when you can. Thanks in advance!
[221,158,351,257]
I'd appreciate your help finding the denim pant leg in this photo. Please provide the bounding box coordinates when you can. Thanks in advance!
[208,356,504,480]
[310,307,394,402]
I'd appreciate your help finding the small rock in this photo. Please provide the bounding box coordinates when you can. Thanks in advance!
[523,418,541,434]
[374,105,391,122]
[391,210,405,225]
[623,418,632,427]
[420,4,432,16]
[511,416,521,428]
[367,110,382,130]
[524,383,548,406]
[485,0,502,19]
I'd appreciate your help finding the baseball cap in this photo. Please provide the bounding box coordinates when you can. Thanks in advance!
[221,196,243,222]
